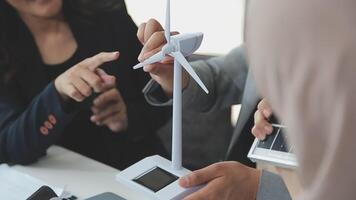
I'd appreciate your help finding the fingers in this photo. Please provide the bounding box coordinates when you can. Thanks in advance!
[102,114,128,133]
[71,76,92,97]
[91,88,123,123]
[251,126,269,141]
[179,163,223,188]
[91,103,121,123]
[139,42,165,62]
[183,179,224,200]
[257,99,272,118]
[252,110,273,140]
[76,52,119,93]
[83,52,120,71]
[139,31,179,62]
[137,19,178,61]
[96,68,116,90]
[143,62,171,75]
[93,88,122,108]
[54,51,120,102]
[91,88,128,132]
[144,19,164,44]
[79,69,104,93]
[137,23,147,44]
[66,84,85,102]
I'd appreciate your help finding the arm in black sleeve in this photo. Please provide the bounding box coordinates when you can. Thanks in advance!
[0,82,76,165]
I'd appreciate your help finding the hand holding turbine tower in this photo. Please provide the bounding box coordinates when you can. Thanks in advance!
[116,0,208,199]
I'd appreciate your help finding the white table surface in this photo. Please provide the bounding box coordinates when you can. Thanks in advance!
[13,146,148,200]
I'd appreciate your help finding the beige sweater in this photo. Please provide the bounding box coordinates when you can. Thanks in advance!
[246,0,356,199]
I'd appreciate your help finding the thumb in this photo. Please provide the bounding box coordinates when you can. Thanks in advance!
[96,68,116,88]
[101,75,116,87]
[179,164,221,188]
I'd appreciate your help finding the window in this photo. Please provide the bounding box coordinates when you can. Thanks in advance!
[126,0,246,54]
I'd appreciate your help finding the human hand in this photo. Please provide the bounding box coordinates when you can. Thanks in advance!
[54,52,119,102]
[137,19,189,97]
[90,72,128,133]
[179,161,261,200]
[251,98,273,140]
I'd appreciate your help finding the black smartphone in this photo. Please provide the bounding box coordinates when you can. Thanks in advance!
[26,186,57,200]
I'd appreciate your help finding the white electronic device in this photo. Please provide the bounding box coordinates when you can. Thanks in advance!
[248,124,298,169]
[116,0,208,199]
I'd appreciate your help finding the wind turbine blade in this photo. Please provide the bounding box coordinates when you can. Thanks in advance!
[133,63,144,70]
[133,51,165,69]
[165,0,171,45]
[171,52,209,94]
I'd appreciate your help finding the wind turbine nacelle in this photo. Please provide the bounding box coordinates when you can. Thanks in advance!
[171,33,204,57]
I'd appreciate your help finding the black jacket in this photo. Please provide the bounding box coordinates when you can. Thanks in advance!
[0,8,170,169]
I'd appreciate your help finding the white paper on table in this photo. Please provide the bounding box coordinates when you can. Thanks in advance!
[0,164,64,200]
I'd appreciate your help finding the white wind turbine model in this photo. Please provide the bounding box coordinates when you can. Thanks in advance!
[116,1,207,199]
[134,0,209,170]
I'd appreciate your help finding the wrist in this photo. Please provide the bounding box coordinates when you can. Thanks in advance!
[162,72,190,98]
[54,78,69,101]
[162,88,173,98]
[248,168,261,200]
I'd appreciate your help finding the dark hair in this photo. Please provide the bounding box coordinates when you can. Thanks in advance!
[0,0,125,84]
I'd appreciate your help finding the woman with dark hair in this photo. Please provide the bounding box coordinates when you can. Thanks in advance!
[0,0,170,169]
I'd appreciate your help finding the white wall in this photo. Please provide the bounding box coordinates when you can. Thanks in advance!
[126,0,245,55]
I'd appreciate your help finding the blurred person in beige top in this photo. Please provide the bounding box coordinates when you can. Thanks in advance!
[246,0,356,199]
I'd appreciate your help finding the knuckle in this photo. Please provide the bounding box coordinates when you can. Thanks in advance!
[251,127,258,136]
[70,90,79,97]
[68,70,77,79]
[81,58,90,66]
[92,77,101,86]
[95,96,103,104]
[252,127,262,137]
[84,88,92,96]
[147,18,158,25]
[138,22,146,29]
[255,121,264,129]
[254,111,260,120]
[74,63,82,69]
[70,91,83,101]
[138,23,146,33]
[256,111,264,122]
[100,95,108,102]
[257,102,263,110]
[260,99,269,110]
[152,31,162,39]
[188,173,199,183]
[212,163,224,171]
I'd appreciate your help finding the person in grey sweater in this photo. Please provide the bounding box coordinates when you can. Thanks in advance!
[137,19,291,200]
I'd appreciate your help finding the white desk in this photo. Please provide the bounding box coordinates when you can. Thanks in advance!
[13,146,148,200]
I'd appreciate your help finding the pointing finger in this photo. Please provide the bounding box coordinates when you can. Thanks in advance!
[83,52,120,71]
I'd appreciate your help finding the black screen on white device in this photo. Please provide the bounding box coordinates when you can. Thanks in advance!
[257,127,293,153]
[134,167,179,192]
